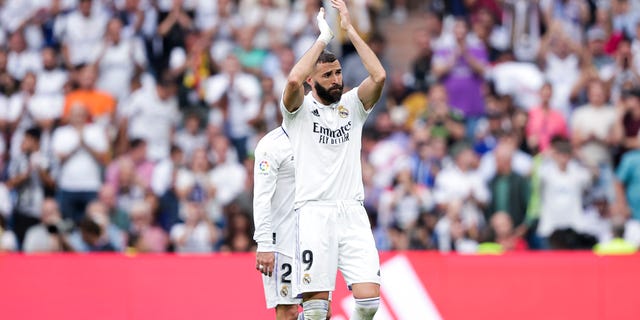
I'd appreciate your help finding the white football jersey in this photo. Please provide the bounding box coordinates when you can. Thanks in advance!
[282,88,370,207]
[252,127,296,255]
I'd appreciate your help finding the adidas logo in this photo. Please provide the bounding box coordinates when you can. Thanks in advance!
[311,109,320,117]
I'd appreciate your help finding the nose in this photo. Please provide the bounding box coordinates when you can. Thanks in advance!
[332,74,341,85]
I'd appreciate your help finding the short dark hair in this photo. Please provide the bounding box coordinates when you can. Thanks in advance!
[79,218,101,237]
[157,72,178,88]
[170,144,183,155]
[551,136,572,154]
[129,138,145,149]
[24,127,42,141]
[316,50,338,65]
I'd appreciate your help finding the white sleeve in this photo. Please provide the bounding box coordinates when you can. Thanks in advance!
[471,174,490,204]
[204,76,229,104]
[241,76,262,120]
[169,224,185,242]
[51,127,76,156]
[6,96,23,122]
[0,183,12,217]
[151,162,171,196]
[175,169,195,192]
[120,91,140,120]
[376,190,394,229]
[280,93,303,133]
[0,96,7,120]
[168,47,186,71]
[132,38,147,67]
[432,172,449,204]
[86,125,109,153]
[252,139,280,252]
[577,165,593,190]
[350,87,370,124]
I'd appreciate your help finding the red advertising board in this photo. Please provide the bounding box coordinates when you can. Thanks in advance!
[1,252,639,319]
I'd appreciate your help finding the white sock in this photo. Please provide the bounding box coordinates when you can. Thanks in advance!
[350,297,380,320]
[302,299,329,320]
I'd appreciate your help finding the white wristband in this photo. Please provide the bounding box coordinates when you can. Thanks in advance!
[317,8,334,45]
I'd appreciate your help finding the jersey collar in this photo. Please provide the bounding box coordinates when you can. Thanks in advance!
[310,94,339,109]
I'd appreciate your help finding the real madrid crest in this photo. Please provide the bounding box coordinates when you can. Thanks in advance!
[338,105,349,118]
[280,285,289,297]
[303,273,312,284]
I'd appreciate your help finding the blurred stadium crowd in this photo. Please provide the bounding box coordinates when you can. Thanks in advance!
[0,0,639,254]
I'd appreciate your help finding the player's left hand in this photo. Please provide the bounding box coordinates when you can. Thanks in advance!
[331,0,351,30]
[256,251,275,277]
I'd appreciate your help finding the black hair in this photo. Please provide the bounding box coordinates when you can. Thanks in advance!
[24,127,42,141]
[129,138,145,149]
[79,218,101,237]
[157,72,178,88]
[316,50,338,65]
[170,144,183,155]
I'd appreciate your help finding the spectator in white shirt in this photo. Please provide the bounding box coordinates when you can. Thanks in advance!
[122,73,181,161]
[52,104,109,223]
[174,113,207,162]
[570,79,623,201]
[92,17,147,103]
[240,0,289,50]
[434,142,489,231]
[286,0,321,59]
[205,54,261,162]
[478,131,533,182]
[208,134,247,222]
[23,198,73,253]
[378,167,434,231]
[34,46,67,119]
[537,138,593,243]
[57,0,108,68]
[170,201,218,253]
[175,147,215,213]
[6,30,42,81]
[6,72,38,160]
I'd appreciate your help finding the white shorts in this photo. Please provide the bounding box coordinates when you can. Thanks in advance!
[293,201,380,295]
[262,253,302,309]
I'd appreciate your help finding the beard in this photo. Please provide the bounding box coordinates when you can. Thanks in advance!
[314,81,343,104]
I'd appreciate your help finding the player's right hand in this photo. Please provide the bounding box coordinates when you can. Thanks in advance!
[316,7,334,45]
[256,251,275,277]
[331,0,351,30]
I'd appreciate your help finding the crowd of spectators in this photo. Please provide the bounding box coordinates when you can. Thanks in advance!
[0,0,639,255]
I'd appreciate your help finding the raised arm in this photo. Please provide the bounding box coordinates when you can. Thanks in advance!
[332,0,386,110]
[282,8,334,113]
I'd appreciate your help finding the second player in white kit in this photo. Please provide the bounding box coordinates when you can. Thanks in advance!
[253,127,301,320]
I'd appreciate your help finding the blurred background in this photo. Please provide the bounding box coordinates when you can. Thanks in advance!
[0,0,640,257]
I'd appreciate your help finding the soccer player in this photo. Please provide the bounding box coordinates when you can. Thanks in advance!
[253,127,301,320]
[281,0,385,319]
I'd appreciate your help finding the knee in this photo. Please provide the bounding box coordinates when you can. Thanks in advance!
[351,283,380,299]
[276,305,299,320]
